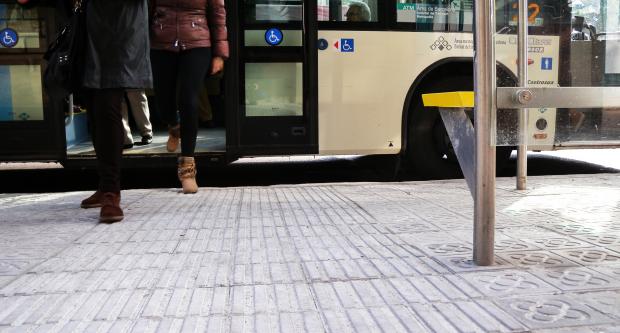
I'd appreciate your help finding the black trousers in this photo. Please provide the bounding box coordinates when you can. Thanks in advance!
[151,48,212,156]
[85,89,125,193]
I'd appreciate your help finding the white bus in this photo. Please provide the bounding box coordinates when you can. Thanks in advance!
[0,0,617,178]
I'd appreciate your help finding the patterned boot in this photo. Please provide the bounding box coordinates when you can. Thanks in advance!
[178,156,198,194]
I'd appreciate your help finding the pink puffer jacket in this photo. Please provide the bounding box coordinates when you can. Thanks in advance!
[150,0,229,59]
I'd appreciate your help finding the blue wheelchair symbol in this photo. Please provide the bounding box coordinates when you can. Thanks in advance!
[341,39,354,52]
[0,28,19,48]
[265,28,283,46]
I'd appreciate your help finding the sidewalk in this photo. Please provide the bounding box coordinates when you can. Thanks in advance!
[0,174,619,332]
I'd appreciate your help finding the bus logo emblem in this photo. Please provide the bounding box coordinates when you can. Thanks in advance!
[430,36,452,51]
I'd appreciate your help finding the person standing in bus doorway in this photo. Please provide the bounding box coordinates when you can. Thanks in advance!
[16,1,152,222]
[150,0,229,194]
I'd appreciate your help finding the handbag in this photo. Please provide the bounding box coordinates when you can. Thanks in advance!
[43,0,88,99]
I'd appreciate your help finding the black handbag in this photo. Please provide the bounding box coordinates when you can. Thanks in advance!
[43,0,88,99]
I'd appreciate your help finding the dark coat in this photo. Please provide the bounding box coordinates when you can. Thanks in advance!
[82,0,153,89]
[150,0,229,59]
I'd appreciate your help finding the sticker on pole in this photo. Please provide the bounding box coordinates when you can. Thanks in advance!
[340,38,354,52]
[541,57,553,70]
[265,28,283,46]
[0,28,18,48]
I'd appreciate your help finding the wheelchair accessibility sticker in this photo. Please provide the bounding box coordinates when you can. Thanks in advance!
[265,28,283,46]
[0,28,18,48]
[340,39,354,52]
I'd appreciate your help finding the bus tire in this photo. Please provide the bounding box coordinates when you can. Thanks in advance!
[404,74,513,179]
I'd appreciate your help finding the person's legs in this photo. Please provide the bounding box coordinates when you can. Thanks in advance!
[91,89,125,193]
[89,89,125,222]
[151,49,180,151]
[172,48,212,194]
[121,95,134,146]
[177,48,212,157]
[127,90,153,140]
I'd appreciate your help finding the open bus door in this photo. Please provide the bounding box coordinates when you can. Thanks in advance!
[228,0,318,156]
[0,3,65,162]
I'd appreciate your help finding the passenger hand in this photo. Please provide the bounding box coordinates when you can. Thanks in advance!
[210,56,224,75]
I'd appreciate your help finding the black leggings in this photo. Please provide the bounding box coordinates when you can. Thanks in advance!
[85,89,125,193]
[151,48,212,156]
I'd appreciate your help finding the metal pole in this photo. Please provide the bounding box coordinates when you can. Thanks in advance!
[516,0,529,190]
[473,0,496,266]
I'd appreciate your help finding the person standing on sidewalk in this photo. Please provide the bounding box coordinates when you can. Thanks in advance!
[121,90,153,149]
[150,0,229,194]
[17,0,152,222]
[76,0,153,222]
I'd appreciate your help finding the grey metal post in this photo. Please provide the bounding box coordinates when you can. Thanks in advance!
[473,0,496,266]
[516,0,529,190]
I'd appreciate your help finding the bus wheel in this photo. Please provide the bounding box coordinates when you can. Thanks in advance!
[404,75,513,179]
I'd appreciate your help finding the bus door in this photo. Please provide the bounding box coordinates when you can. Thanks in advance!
[230,0,318,155]
[0,2,65,162]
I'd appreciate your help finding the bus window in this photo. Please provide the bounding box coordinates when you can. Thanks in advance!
[0,64,44,121]
[0,4,42,49]
[318,0,378,22]
[245,0,303,23]
[0,4,45,122]
[395,0,473,32]
[245,63,303,117]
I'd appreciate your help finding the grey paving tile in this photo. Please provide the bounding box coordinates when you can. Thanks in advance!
[459,270,559,297]
[525,236,595,250]
[0,246,59,261]
[589,263,620,281]
[532,325,620,333]
[383,221,440,234]
[432,255,513,273]
[155,317,185,333]
[0,259,39,276]
[543,223,609,236]
[554,248,620,266]
[530,266,620,291]
[575,233,620,248]
[320,310,354,333]
[575,291,620,320]
[410,300,527,333]
[497,251,580,268]
[498,226,564,240]
[0,276,13,289]
[421,242,473,257]
[495,294,616,329]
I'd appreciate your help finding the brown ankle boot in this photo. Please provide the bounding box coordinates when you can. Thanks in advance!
[178,156,198,194]
[99,192,124,223]
[81,190,104,209]
[167,125,180,152]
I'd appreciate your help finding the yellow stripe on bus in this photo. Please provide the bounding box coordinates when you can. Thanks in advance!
[422,91,474,108]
